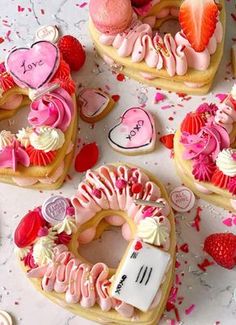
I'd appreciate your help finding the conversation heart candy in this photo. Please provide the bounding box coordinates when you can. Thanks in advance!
[169,186,195,212]
[35,25,59,43]
[42,196,69,225]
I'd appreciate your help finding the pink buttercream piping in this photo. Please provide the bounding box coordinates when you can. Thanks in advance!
[99,14,222,76]
[28,87,73,132]
[72,165,170,229]
[28,245,133,317]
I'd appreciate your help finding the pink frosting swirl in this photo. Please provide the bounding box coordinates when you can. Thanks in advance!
[181,122,230,162]
[28,87,74,132]
[28,244,133,316]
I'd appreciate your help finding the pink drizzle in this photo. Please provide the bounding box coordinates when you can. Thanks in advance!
[72,165,170,228]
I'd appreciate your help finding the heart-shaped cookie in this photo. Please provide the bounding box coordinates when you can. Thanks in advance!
[6,41,59,89]
[79,88,115,123]
[108,107,156,155]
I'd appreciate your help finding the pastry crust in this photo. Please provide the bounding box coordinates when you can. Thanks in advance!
[18,164,176,325]
[89,0,226,95]
[174,129,236,212]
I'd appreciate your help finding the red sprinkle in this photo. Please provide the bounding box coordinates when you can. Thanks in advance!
[111,94,120,102]
[191,207,202,232]
[180,243,189,253]
[231,13,236,21]
[132,183,143,194]
[0,37,4,44]
[197,258,214,272]
[185,304,195,315]
[116,73,125,81]
[160,134,174,149]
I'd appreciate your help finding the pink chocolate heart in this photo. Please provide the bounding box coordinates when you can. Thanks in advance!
[6,41,59,89]
[108,107,155,151]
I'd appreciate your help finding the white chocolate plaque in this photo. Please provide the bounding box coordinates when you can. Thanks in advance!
[111,239,170,312]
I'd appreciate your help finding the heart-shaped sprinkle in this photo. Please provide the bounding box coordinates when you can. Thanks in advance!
[169,186,195,212]
[115,179,127,190]
[108,107,156,154]
[6,41,59,89]
[180,243,189,253]
[222,218,233,227]
[42,196,69,225]
[160,134,175,149]
[134,240,143,251]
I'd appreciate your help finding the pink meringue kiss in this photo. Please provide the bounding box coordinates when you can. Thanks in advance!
[28,86,74,132]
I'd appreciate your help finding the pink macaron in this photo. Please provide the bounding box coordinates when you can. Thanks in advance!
[89,0,133,35]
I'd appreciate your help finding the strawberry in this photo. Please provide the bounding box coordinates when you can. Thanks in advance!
[131,0,151,7]
[204,233,236,269]
[179,0,218,52]
[58,35,86,71]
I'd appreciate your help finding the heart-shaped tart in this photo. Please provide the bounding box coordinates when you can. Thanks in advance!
[89,0,225,95]
[174,84,236,211]
[108,107,156,155]
[14,164,176,325]
[0,40,78,189]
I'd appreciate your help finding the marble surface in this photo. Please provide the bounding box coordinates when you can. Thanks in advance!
[0,1,236,325]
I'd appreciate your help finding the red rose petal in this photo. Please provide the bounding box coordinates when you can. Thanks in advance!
[160,134,175,149]
[75,142,99,173]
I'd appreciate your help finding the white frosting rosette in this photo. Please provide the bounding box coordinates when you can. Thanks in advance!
[33,230,57,265]
[216,148,236,177]
[30,126,65,152]
[16,127,33,148]
[52,217,77,235]
[137,216,170,247]
[0,130,15,149]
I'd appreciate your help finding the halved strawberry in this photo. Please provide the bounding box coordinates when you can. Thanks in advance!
[179,0,219,52]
